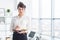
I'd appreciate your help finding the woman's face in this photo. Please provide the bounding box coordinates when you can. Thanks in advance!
[18,7,25,15]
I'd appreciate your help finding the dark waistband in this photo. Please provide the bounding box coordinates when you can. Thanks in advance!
[13,31,27,35]
[14,30,21,32]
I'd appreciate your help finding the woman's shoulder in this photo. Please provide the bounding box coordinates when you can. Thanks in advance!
[12,16,18,20]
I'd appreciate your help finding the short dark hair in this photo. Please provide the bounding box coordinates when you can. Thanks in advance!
[17,2,26,9]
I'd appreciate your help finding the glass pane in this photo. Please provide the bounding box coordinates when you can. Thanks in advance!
[39,0,51,18]
[54,31,60,38]
[40,20,51,36]
[54,38,60,40]
[41,35,51,40]
[54,20,60,37]
[54,20,60,31]
[40,20,51,31]
[54,0,60,18]
[31,19,39,32]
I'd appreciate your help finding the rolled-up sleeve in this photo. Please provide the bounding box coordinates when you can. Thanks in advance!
[27,17,31,31]
[10,17,14,32]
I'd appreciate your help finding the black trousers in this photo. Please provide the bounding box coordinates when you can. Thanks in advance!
[13,32,27,40]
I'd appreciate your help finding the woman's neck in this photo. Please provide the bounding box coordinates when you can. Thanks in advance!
[18,14,24,17]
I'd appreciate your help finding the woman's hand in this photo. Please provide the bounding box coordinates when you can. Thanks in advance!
[18,31,27,34]
[15,26,21,30]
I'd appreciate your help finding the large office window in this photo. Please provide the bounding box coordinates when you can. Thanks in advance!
[54,0,60,40]
[39,0,52,40]
[39,0,60,40]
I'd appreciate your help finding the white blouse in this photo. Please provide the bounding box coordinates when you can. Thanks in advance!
[10,15,31,32]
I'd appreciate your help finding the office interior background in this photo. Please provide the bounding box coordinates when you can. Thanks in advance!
[0,0,60,40]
